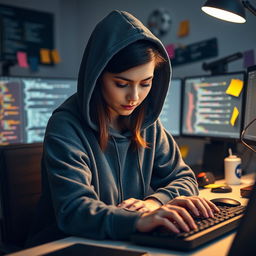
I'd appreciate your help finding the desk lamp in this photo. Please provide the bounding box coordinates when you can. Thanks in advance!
[201,0,256,23]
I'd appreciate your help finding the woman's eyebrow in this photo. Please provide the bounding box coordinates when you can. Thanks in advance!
[113,76,153,82]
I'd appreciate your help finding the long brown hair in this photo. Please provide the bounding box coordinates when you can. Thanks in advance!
[90,40,166,150]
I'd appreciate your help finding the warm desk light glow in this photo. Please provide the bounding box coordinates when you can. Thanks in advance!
[202,0,256,23]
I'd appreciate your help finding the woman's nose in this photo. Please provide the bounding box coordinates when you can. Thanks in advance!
[127,88,139,101]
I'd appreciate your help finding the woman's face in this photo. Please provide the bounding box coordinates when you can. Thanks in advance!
[101,60,155,123]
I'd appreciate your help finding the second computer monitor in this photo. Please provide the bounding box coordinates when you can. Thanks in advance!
[242,65,256,144]
[160,78,182,136]
[182,72,245,139]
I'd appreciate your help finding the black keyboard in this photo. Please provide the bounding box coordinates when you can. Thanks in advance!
[131,205,246,251]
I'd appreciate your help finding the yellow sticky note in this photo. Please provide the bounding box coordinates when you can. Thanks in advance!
[178,20,189,37]
[180,145,189,159]
[204,184,226,189]
[51,49,61,64]
[230,107,239,126]
[40,49,51,64]
[226,79,244,97]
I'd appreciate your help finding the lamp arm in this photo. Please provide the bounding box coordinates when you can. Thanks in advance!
[242,1,256,16]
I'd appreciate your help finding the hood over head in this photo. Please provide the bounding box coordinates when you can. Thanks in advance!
[77,10,171,132]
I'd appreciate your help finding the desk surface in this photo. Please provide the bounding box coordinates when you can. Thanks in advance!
[6,174,255,256]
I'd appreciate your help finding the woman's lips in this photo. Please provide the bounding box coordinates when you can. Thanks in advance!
[121,105,136,110]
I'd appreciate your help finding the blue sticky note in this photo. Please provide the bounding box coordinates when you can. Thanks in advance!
[28,56,39,72]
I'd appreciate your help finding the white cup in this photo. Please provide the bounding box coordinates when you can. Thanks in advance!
[224,155,242,185]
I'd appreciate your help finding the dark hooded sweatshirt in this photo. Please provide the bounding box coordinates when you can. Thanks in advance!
[27,10,199,246]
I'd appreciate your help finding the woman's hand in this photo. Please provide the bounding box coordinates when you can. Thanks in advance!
[167,196,219,218]
[117,198,161,213]
[135,196,220,234]
[135,204,197,234]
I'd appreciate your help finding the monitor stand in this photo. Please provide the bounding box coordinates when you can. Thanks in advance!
[201,139,237,180]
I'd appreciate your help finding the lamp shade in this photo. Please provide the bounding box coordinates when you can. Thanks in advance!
[202,0,246,23]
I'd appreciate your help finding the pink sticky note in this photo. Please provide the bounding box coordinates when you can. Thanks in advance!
[243,49,255,68]
[165,44,175,59]
[17,51,29,68]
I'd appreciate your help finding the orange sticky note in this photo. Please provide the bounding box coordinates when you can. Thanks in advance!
[17,51,29,68]
[230,107,239,126]
[226,79,244,97]
[178,20,189,37]
[40,49,51,64]
[180,145,189,159]
[51,49,61,64]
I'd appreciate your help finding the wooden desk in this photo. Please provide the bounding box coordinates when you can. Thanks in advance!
[5,175,254,256]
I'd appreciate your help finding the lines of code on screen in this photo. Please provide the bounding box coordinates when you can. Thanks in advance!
[0,77,76,145]
[0,78,24,144]
[182,73,245,139]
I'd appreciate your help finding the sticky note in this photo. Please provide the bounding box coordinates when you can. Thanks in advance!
[51,49,61,64]
[180,145,189,159]
[17,51,29,68]
[165,44,175,59]
[226,79,244,97]
[178,20,189,37]
[230,107,239,126]
[243,49,255,68]
[28,56,39,72]
[204,184,226,189]
[40,49,51,64]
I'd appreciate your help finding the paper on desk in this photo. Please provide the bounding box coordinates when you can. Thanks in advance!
[204,184,226,189]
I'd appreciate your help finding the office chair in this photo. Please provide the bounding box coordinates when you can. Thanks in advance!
[0,143,43,253]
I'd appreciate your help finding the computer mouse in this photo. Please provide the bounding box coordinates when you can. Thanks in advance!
[197,172,215,187]
[211,185,232,193]
[210,198,241,207]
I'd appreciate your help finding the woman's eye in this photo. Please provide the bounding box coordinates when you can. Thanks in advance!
[116,83,128,88]
[141,83,151,88]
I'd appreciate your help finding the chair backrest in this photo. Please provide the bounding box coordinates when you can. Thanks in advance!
[0,143,43,250]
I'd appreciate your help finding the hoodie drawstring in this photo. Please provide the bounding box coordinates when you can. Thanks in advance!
[136,148,146,199]
[112,137,124,203]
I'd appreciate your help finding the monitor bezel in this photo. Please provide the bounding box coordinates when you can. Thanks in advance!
[0,75,77,82]
[161,77,183,137]
[241,65,256,145]
[180,71,247,141]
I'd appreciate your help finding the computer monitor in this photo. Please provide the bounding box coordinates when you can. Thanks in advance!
[181,72,246,178]
[242,65,256,145]
[159,78,182,136]
[0,77,77,145]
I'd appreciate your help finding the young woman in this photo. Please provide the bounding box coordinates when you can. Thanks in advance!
[27,10,218,246]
